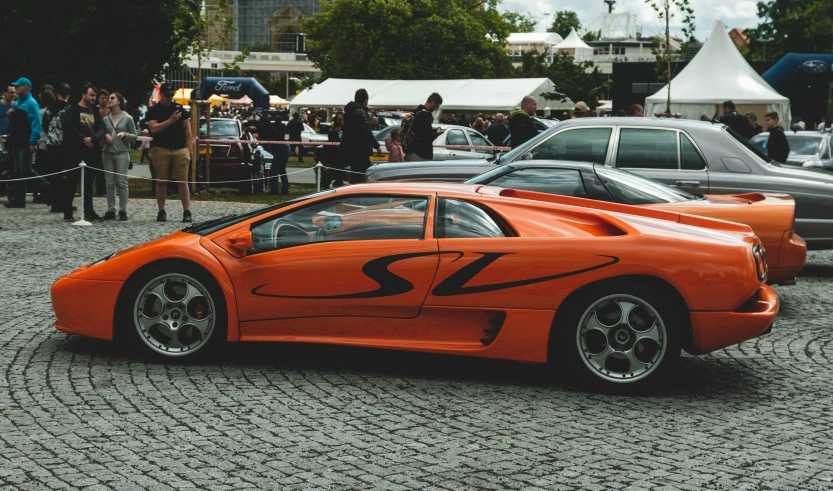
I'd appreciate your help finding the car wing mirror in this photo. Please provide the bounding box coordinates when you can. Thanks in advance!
[226,231,253,256]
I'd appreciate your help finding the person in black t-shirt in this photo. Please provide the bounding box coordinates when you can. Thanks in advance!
[59,83,104,221]
[146,82,194,223]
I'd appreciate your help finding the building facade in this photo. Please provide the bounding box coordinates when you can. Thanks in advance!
[234,0,321,52]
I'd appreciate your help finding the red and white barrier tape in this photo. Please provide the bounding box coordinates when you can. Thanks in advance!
[135,135,511,152]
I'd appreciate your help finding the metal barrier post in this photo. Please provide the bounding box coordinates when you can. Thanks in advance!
[72,162,92,227]
[315,162,322,192]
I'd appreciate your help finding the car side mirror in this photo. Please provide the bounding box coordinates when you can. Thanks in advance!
[226,231,253,256]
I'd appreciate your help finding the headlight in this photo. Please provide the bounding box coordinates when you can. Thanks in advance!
[752,244,767,281]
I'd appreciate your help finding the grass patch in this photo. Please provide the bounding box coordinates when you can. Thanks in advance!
[129,148,318,168]
[126,177,320,205]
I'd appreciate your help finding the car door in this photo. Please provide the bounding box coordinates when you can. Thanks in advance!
[223,193,439,323]
[424,197,617,311]
[466,129,497,158]
[611,127,709,194]
[512,127,614,165]
[441,128,472,161]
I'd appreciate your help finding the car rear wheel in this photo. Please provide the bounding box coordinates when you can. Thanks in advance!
[554,282,683,390]
[120,264,226,360]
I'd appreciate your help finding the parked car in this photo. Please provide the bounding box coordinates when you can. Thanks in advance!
[749,131,833,170]
[300,123,328,144]
[51,183,777,390]
[198,118,263,194]
[368,124,497,162]
[464,160,805,285]
[367,117,833,250]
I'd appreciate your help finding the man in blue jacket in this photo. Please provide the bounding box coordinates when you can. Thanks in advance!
[5,77,49,208]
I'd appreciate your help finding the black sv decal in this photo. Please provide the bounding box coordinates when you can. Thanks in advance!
[251,252,619,299]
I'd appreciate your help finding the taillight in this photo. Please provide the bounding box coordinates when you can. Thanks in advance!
[752,244,767,281]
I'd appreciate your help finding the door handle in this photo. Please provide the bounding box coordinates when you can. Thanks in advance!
[449,152,456,157]
[675,180,700,187]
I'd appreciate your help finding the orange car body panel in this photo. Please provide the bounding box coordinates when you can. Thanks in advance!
[51,182,778,359]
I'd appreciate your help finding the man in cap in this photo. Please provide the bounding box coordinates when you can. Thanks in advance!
[572,101,589,119]
[4,77,49,208]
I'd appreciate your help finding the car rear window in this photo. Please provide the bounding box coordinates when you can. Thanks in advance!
[785,135,823,155]
[726,127,773,163]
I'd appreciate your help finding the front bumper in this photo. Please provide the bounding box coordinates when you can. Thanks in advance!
[51,275,123,340]
[689,284,779,354]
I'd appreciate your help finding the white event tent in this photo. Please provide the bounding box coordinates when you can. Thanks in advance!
[289,78,573,115]
[554,28,593,62]
[645,21,791,122]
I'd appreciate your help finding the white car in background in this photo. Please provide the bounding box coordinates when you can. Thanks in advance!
[371,125,498,162]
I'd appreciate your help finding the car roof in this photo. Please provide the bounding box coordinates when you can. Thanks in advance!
[556,117,727,131]
[334,182,483,196]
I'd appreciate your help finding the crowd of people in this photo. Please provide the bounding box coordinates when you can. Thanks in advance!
[0,79,193,223]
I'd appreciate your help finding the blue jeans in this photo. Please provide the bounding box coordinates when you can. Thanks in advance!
[11,147,50,206]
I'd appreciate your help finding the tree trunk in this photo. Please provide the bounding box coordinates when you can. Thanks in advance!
[666,2,671,114]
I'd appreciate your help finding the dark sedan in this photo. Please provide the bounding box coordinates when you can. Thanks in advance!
[199,118,264,194]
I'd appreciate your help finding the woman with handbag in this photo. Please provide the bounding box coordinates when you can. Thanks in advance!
[101,92,137,220]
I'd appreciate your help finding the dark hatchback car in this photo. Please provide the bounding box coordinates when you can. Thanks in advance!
[199,118,264,194]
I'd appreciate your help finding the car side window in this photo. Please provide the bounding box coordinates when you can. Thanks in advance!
[527,128,612,164]
[446,129,469,147]
[486,168,587,197]
[680,133,706,170]
[616,129,678,170]
[468,131,494,154]
[436,198,507,238]
[251,195,429,253]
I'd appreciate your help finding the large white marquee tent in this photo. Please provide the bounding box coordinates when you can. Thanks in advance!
[646,21,791,122]
[289,78,573,113]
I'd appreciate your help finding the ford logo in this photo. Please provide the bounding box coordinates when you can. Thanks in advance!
[801,60,829,74]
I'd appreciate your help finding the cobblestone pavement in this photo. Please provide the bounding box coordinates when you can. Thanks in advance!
[2,197,833,490]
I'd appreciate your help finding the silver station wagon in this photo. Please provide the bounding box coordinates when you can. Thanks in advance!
[366,117,833,250]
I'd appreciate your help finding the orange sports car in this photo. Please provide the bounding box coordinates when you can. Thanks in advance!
[51,183,778,389]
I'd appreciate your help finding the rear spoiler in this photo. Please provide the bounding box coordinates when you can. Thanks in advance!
[485,187,754,235]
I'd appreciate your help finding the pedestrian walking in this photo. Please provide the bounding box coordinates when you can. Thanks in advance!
[341,89,382,182]
[256,117,290,195]
[44,83,71,213]
[101,92,137,221]
[146,82,194,223]
[508,96,538,149]
[59,83,104,221]
[764,111,790,164]
[402,92,443,162]
[484,113,509,147]
[287,112,305,163]
[719,100,753,139]
[4,77,49,209]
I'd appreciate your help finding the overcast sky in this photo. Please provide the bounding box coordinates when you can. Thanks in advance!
[500,0,762,41]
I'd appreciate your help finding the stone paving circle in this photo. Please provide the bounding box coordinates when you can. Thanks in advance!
[2,196,833,490]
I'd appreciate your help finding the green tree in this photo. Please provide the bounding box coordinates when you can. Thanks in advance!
[0,0,201,108]
[304,0,513,79]
[548,10,581,39]
[515,52,611,110]
[745,0,833,61]
[644,0,696,113]
[502,11,537,33]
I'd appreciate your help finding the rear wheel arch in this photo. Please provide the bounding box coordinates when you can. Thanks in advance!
[549,275,692,357]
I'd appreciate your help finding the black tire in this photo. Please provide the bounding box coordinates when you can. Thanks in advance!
[551,280,684,391]
[116,262,227,361]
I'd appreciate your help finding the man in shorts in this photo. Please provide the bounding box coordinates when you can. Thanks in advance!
[146,82,194,222]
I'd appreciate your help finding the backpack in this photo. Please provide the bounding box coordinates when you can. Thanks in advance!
[400,113,417,152]
[46,105,71,148]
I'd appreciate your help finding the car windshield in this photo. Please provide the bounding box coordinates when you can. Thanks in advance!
[595,166,698,204]
[182,190,336,236]
[726,127,773,163]
[786,135,824,155]
[199,120,239,137]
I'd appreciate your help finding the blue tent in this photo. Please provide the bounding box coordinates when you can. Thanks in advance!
[193,77,270,109]
[763,54,833,94]
[763,54,833,124]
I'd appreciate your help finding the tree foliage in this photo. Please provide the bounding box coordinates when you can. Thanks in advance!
[644,0,696,111]
[745,0,833,61]
[502,11,537,33]
[304,0,513,80]
[548,11,581,39]
[0,0,200,109]
[515,52,611,110]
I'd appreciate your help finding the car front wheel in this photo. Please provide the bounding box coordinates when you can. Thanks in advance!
[554,282,683,390]
[121,264,226,359]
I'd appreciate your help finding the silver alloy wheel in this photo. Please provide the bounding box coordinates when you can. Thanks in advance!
[133,273,216,357]
[576,294,667,383]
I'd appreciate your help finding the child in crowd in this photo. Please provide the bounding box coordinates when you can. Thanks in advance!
[385,128,405,163]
